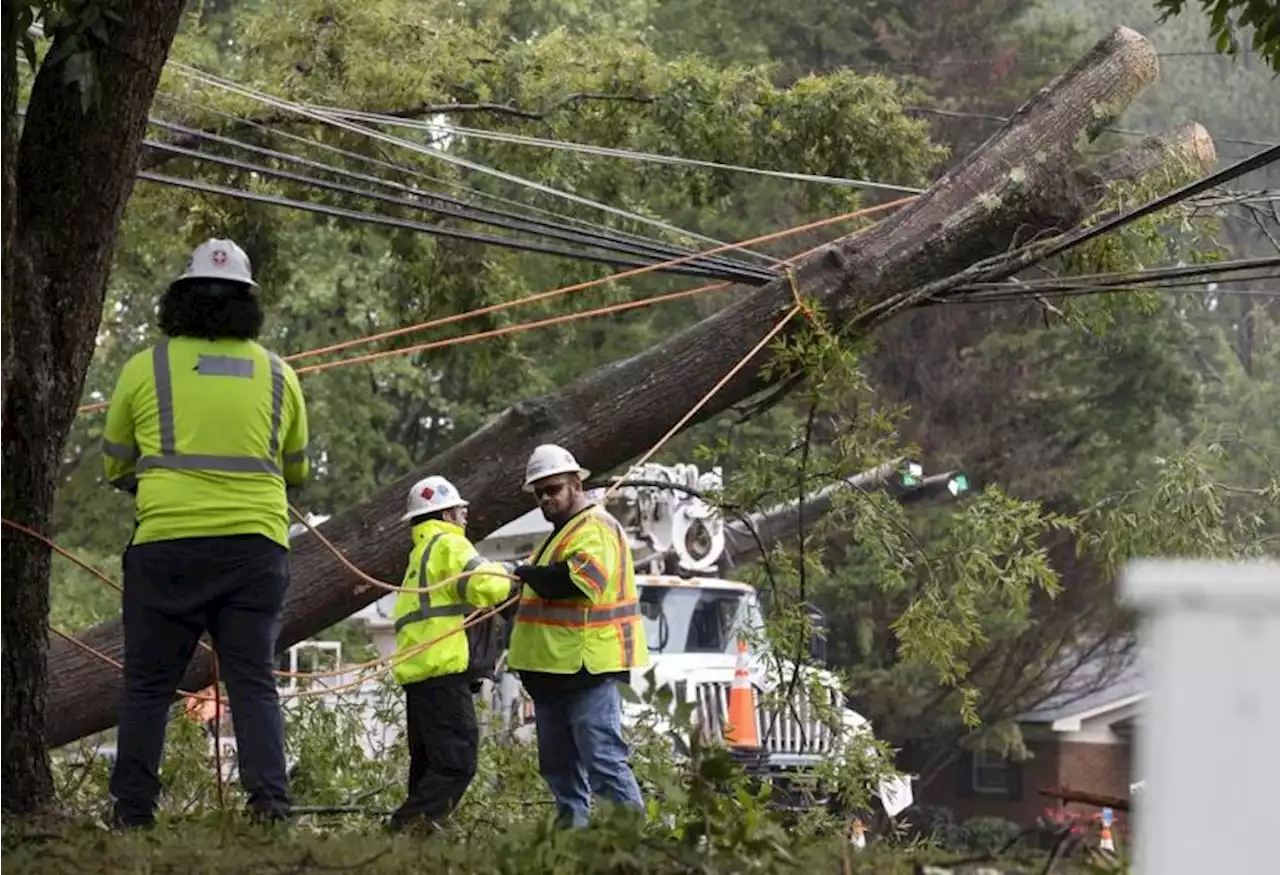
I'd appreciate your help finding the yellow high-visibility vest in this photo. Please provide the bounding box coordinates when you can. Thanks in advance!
[102,337,309,547]
[507,505,648,675]
[392,519,510,686]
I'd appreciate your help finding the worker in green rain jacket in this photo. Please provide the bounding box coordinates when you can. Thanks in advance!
[389,475,518,832]
[102,238,309,829]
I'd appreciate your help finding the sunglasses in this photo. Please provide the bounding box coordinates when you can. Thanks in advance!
[533,481,569,500]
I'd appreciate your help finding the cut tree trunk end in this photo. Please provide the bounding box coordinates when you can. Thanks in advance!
[43,27,1217,749]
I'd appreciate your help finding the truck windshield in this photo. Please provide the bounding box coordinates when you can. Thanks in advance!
[639,586,749,655]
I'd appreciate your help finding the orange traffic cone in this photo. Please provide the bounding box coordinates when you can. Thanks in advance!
[724,639,760,748]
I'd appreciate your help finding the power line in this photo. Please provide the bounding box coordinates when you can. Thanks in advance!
[304,104,927,196]
[167,62,780,265]
[154,92,671,244]
[880,49,1265,69]
[904,106,1279,150]
[135,169,771,280]
[863,145,1280,323]
[945,258,1280,304]
[1032,146,1280,265]
[141,123,779,284]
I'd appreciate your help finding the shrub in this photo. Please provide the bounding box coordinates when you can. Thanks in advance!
[960,814,1023,854]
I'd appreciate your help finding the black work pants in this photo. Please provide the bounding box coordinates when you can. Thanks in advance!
[109,534,291,825]
[391,677,480,829]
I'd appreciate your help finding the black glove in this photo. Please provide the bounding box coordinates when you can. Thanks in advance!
[513,562,579,599]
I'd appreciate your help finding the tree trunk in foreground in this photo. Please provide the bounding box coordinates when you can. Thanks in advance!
[1,2,188,811]
[43,27,1217,748]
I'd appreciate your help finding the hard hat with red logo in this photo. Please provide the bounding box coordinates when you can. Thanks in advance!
[401,475,469,521]
[522,444,591,492]
[177,238,259,287]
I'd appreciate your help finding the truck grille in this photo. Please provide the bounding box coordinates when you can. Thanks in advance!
[693,681,839,756]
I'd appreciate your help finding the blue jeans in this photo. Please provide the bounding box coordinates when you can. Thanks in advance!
[530,679,644,827]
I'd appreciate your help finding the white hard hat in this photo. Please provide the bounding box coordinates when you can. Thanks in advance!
[401,475,468,521]
[523,444,590,492]
[177,238,259,287]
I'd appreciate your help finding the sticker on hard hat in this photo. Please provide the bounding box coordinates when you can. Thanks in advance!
[212,249,228,265]
[420,485,435,500]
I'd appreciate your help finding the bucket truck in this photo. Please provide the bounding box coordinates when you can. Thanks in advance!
[347,458,971,817]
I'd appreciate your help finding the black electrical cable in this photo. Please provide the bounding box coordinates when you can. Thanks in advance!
[155,92,701,250]
[952,257,1280,299]
[136,170,769,279]
[145,117,779,283]
[945,277,1280,306]
[955,256,1280,293]
[141,138,774,284]
[1029,145,1280,265]
[863,146,1280,324]
[936,260,1280,306]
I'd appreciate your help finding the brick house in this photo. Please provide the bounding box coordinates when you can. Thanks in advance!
[909,664,1144,828]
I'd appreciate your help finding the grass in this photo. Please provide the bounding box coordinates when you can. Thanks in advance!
[0,812,1084,875]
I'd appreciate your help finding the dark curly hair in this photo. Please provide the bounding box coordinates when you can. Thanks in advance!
[158,279,264,340]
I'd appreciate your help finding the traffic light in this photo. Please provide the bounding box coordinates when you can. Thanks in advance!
[893,468,974,505]
[899,460,924,488]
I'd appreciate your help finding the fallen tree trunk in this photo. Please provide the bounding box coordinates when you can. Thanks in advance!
[45,26,1216,748]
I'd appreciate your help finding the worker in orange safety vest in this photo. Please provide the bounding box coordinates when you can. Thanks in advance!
[505,444,649,828]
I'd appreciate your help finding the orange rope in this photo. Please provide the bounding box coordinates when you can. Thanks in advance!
[46,625,226,703]
[276,596,517,700]
[294,281,725,375]
[285,502,520,595]
[281,205,904,364]
[3,518,123,594]
[75,198,914,413]
[292,198,910,377]
[6,516,509,681]
[50,598,516,703]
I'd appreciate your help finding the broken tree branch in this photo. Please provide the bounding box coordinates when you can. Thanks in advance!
[45,27,1217,748]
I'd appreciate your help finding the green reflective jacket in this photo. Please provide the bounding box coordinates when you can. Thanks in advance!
[393,519,511,686]
[102,337,309,547]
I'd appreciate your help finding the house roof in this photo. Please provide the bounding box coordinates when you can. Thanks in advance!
[1019,652,1147,727]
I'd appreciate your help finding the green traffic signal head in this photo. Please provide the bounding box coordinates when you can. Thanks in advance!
[901,460,923,487]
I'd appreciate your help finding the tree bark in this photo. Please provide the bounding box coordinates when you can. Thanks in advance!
[43,27,1217,749]
[2,1,188,812]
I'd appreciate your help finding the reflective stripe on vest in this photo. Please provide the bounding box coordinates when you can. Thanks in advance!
[393,535,483,632]
[516,599,640,626]
[608,517,637,667]
[135,339,286,478]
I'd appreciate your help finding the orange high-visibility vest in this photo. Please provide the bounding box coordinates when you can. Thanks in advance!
[507,505,648,674]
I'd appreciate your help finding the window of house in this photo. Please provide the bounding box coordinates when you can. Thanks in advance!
[971,748,1015,795]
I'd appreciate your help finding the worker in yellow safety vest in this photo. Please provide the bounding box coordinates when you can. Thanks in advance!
[507,444,649,828]
[389,475,518,832]
[102,238,308,829]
